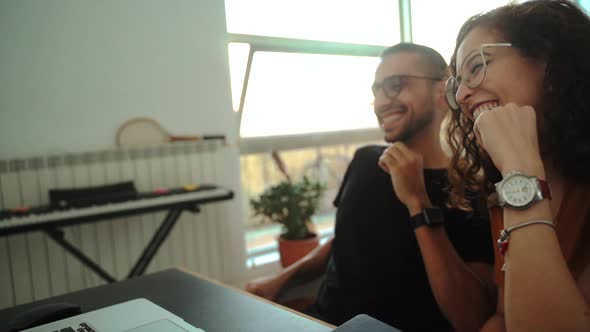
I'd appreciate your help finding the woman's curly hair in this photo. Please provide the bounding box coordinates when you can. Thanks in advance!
[446,0,590,209]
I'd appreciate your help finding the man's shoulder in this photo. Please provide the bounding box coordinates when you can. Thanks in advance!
[352,145,387,162]
[333,144,391,206]
[346,145,388,175]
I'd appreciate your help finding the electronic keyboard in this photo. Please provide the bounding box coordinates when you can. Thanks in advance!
[0,185,233,237]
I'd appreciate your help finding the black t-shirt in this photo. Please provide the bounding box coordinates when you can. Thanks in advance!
[314,145,494,332]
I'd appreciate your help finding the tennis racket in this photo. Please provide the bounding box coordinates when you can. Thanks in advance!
[115,117,224,147]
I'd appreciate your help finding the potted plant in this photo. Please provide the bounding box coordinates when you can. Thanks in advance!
[250,151,326,267]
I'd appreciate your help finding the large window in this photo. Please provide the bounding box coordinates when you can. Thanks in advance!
[411,1,516,61]
[225,1,397,268]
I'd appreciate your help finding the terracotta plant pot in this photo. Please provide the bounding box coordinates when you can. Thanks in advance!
[278,233,320,267]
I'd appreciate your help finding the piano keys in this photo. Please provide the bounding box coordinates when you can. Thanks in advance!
[0,182,234,282]
[0,185,233,236]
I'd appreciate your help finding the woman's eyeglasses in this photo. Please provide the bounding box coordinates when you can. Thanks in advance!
[445,43,512,110]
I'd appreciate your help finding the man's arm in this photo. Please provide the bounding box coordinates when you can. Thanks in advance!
[411,217,496,332]
[379,142,496,332]
[245,238,333,301]
[481,287,506,332]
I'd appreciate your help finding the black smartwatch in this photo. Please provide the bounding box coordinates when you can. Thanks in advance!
[410,206,445,229]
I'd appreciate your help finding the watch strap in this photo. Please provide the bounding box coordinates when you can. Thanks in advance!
[411,207,444,230]
[538,179,552,200]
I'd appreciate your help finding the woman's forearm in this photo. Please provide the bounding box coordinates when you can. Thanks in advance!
[503,202,590,331]
[499,162,590,331]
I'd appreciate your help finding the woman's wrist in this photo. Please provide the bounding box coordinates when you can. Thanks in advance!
[500,158,545,179]
[499,156,552,229]
[503,201,553,229]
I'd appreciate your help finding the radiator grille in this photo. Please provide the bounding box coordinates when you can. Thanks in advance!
[0,141,244,309]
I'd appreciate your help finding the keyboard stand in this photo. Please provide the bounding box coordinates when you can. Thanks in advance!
[127,206,199,279]
[0,186,234,284]
[46,228,117,283]
[45,205,200,283]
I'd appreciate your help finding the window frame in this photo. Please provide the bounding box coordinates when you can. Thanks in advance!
[227,1,412,147]
[229,33,390,151]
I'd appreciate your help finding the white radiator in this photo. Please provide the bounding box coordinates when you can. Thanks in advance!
[0,141,245,309]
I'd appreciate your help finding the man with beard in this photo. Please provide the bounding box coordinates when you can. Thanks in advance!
[246,43,495,332]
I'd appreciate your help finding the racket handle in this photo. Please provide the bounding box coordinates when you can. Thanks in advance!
[202,135,226,140]
[169,135,225,141]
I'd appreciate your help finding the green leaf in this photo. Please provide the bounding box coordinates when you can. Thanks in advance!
[250,176,326,240]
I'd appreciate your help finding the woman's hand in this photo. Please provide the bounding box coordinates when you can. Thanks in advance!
[473,103,544,176]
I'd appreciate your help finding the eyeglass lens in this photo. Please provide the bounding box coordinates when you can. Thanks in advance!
[445,50,487,110]
[372,76,405,98]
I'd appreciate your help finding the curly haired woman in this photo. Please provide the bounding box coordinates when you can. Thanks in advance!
[444,1,590,331]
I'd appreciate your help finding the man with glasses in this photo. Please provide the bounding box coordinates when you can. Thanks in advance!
[246,43,495,332]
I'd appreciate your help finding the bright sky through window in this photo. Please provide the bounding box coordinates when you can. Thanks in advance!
[412,0,525,61]
[238,52,379,137]
[225,0,400,46]
[580,0,590,13]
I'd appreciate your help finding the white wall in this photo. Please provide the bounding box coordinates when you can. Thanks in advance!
[0,0,247,292]
[0,0,237,157]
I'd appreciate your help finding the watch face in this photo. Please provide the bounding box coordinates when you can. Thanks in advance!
[424,207,444,225]
[501,174,536,207]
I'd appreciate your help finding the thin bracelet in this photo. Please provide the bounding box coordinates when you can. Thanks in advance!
[497,220,555,255]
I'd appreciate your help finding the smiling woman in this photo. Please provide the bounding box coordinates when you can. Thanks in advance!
[445,1,590,331]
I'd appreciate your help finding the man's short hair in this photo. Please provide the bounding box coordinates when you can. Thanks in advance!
[380,43,448,78]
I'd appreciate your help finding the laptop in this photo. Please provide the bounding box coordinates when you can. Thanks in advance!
[22,298,204,332]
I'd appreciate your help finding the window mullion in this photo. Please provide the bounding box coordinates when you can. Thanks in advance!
[398,0,412,42]
[228,33,385,57]
[237,48,255,136]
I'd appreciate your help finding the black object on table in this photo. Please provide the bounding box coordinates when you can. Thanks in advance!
[332,314,403,332]
[0,268,333,332]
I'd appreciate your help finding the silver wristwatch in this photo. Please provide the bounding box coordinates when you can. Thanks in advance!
[495,170,552,209]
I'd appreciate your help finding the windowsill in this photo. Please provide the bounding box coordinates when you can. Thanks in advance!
[239,128,381,155]
[245,212,335,268]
